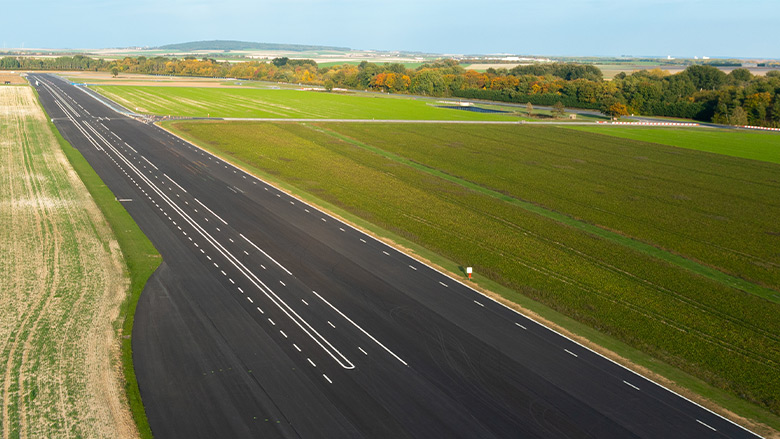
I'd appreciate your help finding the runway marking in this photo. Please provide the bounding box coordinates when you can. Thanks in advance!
[409,265,417,270]
[623,380,640,391]
[280,330,287,338]
[301,299,308,305]
[194,243,199,247]
[206,255,212,260]
[328,321,335,328]
[339,228,345,232]
[304,209,309,213]
[261,265,266,270]
[51,83,355,371]
[228,238,234,243]
[359,238,366,243]
[358,347,368,356]
[239,233,293,276]
[290,201,294,205]
[227,186,237,193]
[243,250,249,255]
[141,156,158,170]
[238,287,244,293]
[247,297,254,303]
[216,228,221,232]
[279,281,286,287]
[515,322,527,330]
[565,349,578,358]
[220,270,227,276]
[293,344,301,352]
[382,251,389,256]
[311,290,407,367]
[307,358,316,368]
[268,318,275,326]
[164,173,188,193]
[321,218,327,222]
[439,281,448,287]
[323,374,332,384]
[229,278,234,284]
[200,249,205,254]
[256,307,263,314]
[696,420,717,432]
[473,300,484,307]
[192,198,227,225]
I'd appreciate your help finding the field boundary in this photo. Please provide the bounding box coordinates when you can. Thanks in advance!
[32,86,161,439]
[311,124,779,303]
[160,120,779,436]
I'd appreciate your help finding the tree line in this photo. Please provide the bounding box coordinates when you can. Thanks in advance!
[2,54,779,127]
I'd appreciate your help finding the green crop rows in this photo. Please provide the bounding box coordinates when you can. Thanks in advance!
[570,126,780,165]
[326,124,780,293]
[169,120,780,419]
[91,85,521,120]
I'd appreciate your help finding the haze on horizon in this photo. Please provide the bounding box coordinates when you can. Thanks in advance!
[2,0,777,58]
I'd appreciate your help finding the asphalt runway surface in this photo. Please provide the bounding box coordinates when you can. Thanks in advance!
[29,73,762,439]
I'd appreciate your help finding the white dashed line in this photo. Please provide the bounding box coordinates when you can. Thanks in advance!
[474,300,484,307]
[280,330,287,338]
[409,265,417,270]
[623,380,640,391]
[515,322,527,330]
[382,251,389,256]
[279,281,286,287]
[268,318,275,326]
[696,420,717,432]
[293,344,301,352]
[247,297,254,303]
[359,239,366,243]
[323,374,332,384]
[307,358,316,368]
[301,299,309,305]
[328,321,335,328]
[565,349,578,358]
[439,281,448,287]
[358,347,368,356]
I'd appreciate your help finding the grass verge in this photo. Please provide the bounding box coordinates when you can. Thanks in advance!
[34,87,161,439]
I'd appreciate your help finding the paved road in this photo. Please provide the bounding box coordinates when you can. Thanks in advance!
[29,73,762,439]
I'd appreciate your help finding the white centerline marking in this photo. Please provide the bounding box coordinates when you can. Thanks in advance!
[256,307,263,314]
[474,300,484,307]
[247,297,254,303]
[515,322,527,330]
[280,281,286,287]
[382,251,389,256]
[439,281,448,287]
[301,299,309,305]
[409,265,417,270]
[565,349,578,357]
[307,358,316,368]
[268,318,275,326]
[280,330,288,338]
[323,374,332,384]
[358,347,368,356]
[293,344,301,352]
[328,321,335,328]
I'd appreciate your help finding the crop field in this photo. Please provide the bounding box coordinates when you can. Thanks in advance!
[326,124,780,293]
[0,86,138,438]
[91,85,522,120]
[570,126,780,164]
[0,73,27,85]
[168,119,780,422]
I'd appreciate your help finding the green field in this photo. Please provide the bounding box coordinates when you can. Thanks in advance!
[92,85,524,120]
[167,120,780,424]
[571,126,780,164]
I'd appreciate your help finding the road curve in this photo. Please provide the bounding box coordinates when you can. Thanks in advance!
[30,73,762,439]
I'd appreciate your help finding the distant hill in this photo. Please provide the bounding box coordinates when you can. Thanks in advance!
[157,40,351,52]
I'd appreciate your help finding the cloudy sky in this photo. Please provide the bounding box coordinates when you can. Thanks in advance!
[3,0,777,58]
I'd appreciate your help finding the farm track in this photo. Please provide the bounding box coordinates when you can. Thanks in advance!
[0,86,137,439]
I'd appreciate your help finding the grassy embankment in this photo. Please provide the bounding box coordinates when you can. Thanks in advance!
[32,87,161,438]
[91,85,525,120]
[166,120,780,434]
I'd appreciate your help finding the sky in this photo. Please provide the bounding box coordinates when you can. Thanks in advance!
[2,0,777,58]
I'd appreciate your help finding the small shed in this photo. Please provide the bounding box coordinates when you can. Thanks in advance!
[568,113,577,120]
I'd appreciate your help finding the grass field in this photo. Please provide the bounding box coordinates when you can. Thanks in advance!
[91,85,524,120]
[570,126,780,164]
[0,86,139,438]
[167,120,780,430]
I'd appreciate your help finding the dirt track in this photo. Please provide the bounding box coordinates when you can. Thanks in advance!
[0,86,138,438]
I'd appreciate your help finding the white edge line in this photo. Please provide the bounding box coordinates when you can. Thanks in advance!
[154,121,762,436]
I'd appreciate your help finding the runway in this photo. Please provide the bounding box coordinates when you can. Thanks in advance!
[29,73,761,438]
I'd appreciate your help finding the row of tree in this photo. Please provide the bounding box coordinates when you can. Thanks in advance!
[2,54,779,127]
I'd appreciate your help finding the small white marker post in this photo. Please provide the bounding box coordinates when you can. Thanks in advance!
[466,266,473,280]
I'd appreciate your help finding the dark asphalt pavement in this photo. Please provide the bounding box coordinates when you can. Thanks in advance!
[29,73,762,439]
